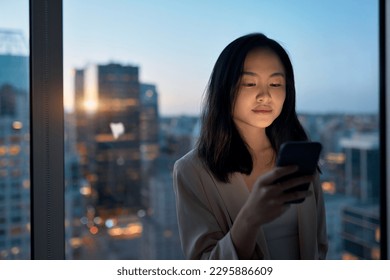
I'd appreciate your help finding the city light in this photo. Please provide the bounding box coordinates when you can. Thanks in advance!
[322,181,336,195]
[371,248,380,260]
[0,146,7,156]
[79,184,92,196]
[108,222,143,239]
[83,99,98,113]
[105,219,115,228]
[22,179,30,189]
[89,226,99,235]
[342,253,359,260]
[12,121,22,130]
[10,247,20,255]
[69,237,83,248]
[375,227,380,242]
[325,153,346,164]
[93,216,103,225]
[109,122,125,139]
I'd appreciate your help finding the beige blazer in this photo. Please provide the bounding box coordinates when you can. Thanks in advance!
[173,149,328,260]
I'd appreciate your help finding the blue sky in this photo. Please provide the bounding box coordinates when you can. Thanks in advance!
[1,0,379,115]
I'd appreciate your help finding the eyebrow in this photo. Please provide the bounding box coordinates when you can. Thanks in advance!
[242,71,285,78]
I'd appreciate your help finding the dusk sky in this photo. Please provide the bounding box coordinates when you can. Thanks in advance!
[2,0,379,115]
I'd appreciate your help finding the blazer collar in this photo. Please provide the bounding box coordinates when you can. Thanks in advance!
[297,183,317,259]
[213,172,270,259]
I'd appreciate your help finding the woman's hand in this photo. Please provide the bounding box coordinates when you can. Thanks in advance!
[243,165,314,227]
[231,165,314,258]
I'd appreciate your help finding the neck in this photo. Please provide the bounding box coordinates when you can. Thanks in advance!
[239,127,272,157]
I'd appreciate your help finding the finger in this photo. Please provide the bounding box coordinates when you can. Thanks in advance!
[260,165,299,185]
[278,175,314,192]
[282,190,312,204]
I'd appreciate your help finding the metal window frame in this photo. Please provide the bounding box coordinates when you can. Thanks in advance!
[381,0,390,260]
[29,0,64,259]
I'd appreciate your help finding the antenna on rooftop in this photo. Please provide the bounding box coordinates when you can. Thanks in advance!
[0,29,29,55]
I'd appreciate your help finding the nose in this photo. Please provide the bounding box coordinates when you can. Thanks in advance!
[256,86,271,102]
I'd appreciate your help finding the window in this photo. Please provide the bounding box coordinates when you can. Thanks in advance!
[63,0,380,259]
[0,1,30,260]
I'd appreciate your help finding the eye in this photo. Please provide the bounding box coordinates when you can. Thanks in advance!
[269,83,282,87]
[242,82,256,87]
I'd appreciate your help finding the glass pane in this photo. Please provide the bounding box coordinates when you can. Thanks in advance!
[64,0,379,259]
[0,1,30,259]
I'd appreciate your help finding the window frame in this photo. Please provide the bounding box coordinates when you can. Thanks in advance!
[30,0,65,259]
[381,0,389,260]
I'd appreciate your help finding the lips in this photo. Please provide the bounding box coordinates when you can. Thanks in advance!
[252,106,272,113]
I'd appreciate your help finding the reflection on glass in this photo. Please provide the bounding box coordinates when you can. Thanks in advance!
[64,1,379,259]
[0,18,30,258]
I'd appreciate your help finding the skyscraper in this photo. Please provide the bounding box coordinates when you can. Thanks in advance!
[139,83,159,208]
[139,83,159,164]
[0,30,30,259]
[340,133,379,202]
[339,133,380,259]
[75,63,142,217]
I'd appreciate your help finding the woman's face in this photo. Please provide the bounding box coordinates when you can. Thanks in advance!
[233,48,286,132]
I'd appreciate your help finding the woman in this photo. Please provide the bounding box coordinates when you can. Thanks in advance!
[173,33,327,260]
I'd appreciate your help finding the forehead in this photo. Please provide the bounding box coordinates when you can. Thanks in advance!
[243,48,285,73]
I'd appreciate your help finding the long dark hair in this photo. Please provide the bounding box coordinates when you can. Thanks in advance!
[197,33,309,183]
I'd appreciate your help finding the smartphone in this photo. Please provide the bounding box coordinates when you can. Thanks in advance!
[275,141,322,203]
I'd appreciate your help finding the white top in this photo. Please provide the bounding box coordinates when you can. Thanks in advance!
[262,204,300,259]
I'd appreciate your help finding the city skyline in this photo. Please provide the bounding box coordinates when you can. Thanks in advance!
[1,0,379,116]
[0,49,381,259]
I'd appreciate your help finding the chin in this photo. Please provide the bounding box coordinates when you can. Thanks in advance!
[255,118,276,128]
[251,121,273,129]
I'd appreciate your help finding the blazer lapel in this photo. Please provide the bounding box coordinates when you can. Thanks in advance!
[213,172,270,259]
[297,182,317,259]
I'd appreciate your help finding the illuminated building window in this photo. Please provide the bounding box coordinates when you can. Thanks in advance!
[12,121,23,130]
[0,146,7,156]
[9,145,20,155]
[10,227,22,236]
[342,252,359,260]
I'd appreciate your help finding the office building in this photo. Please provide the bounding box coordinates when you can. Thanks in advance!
[0,40,30,259]
[339,133,380,259]
[139,83,159,208]
[340,133,379,202]
[74,63,142,216]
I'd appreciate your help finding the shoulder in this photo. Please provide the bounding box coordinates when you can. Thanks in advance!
[173,149,215,197]
[173,149,213,203]
[174,149,205,174]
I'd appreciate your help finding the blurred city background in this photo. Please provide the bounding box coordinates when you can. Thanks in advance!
[0,0,380,259]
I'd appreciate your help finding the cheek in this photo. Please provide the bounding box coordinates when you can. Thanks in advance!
[274,91,286,109]
[233,95,246,114]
